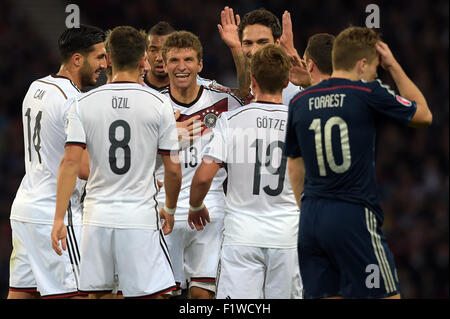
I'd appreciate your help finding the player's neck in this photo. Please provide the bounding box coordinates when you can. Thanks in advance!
[56,65,82,90]
[146,72,169,88]
[331,70,360,81]
[170,84,201,104]
[253,90,283,104]
[312,72,331,86]
[111,69,140,83]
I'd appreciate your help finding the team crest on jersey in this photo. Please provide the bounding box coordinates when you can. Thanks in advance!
[396,95,412,107]
[203,109,220,128]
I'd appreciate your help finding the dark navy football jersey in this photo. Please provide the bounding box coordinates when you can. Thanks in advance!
[284,77,417,220]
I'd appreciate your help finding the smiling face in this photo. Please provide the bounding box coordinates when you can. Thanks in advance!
[241,24,278,62]
[164,47,203,90]
[80,42,107,86]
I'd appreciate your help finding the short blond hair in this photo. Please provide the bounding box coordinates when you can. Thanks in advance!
[251,44,290,94]
[332,26,381,71]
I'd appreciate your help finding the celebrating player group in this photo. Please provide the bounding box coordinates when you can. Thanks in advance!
[8,6,432,299]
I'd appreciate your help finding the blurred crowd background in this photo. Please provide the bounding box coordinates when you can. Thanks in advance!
[0,0,447,298]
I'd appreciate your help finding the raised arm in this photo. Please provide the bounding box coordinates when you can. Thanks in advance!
[376,41,432,128]
[218,6,251,100]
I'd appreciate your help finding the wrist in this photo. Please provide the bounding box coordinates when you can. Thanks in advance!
[189,202,205,211]
[164,204,176,215]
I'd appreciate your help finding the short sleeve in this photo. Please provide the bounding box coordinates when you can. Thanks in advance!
[227,93,244,111]
[283,102,302,158]
[65,98,87,147]
[202,113,228,164]
[158,98,180,153]
[367,80,417,124]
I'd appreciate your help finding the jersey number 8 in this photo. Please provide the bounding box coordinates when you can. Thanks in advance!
[109,120,131,175]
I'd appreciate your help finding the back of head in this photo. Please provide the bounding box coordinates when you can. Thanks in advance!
[58,24,106,62]
[251,44,290,94]
[238,8,282,42]
[109,26,146,71]
[332,26,380,71]
[305,33,335,75]
[148,21,175,36]
[162,30,203,62]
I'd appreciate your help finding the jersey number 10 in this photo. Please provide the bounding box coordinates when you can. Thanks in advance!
[309,116,351,176]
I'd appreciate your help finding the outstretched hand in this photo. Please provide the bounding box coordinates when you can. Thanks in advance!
[280,11,297,56]
[289,54,312,88]
[218,6,241,50]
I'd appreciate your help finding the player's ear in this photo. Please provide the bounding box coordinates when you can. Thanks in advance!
[357,58,368,75]
[198,59,203,73]
[138,54,146,69]
[250,74,258,92]
[106,52,112,67]
[307,59,314,74]
[72,53,84,68]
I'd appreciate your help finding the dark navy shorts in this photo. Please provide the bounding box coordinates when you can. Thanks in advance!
[298,197,400,298]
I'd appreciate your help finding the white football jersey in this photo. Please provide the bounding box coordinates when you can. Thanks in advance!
[203,102,299,248]
[65,82,179,229]
[10,75,84,225]
[156,86,243,220]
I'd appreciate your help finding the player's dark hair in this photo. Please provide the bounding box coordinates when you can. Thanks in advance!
[58,24,106,62]
[109,26,146,71]
[251,44,290,94]
[305,33,335,75]
[148,21,175,36]
[332,26,381,71]
[238,8,282,42]
[162,30,203,62]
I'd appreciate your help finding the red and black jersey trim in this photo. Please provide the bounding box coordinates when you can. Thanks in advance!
[9,286,38,293]
[158,149,179,155]
[65,142,87,149]
[291,84,372,104]
[190,277,216,283]
[203,155,225,168]
[51,74,80,92]
[79,289,114,294]
[124,285,177,299]
[41,290,87,299]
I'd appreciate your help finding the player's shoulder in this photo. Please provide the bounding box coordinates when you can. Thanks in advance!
[203,85,244,106]
[79,82,168,104]
[221,101,281,121]
[32,74,80,100]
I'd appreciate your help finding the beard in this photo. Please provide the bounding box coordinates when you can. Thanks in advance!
[80,60,100,87]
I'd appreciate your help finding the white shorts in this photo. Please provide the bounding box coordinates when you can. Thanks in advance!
[79,225,175,298]
[216,245,303,299]
[9,220,83,298]
[165,213,224,293]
